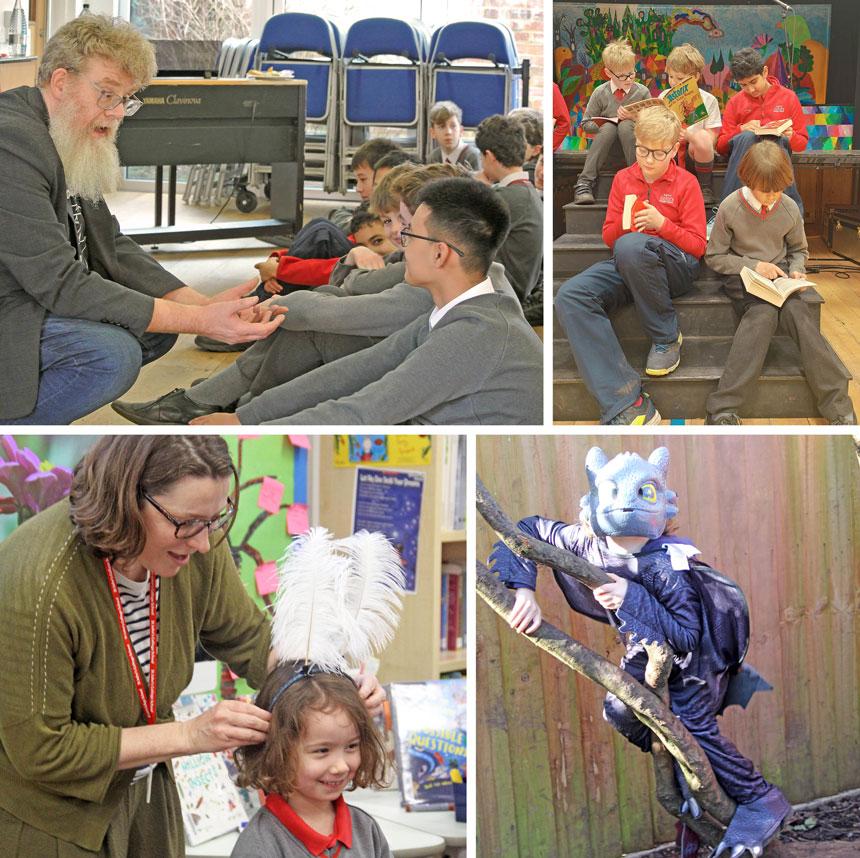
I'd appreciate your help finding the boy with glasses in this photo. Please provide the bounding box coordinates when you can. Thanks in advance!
[555,107,706,424]
[575,39,651,204]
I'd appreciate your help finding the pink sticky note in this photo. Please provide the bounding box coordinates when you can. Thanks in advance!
[257,476,285,515]
[238,434,260,439]
[286,503,309,534]
[288,434,310,449]
[255,561,279,596]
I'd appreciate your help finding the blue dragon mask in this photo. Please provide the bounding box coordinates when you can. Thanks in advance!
[579,446,678,539]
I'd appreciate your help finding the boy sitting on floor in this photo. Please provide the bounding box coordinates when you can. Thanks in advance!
[113,178,542,426]
[426,100,481,170]
[575,38,651,205]
[659,42,722,206]
[474,114,543,303]
[716,46,807,215]
[555,107,706,425]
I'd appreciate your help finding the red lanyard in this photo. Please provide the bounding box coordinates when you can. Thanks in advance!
[103,558,158,725]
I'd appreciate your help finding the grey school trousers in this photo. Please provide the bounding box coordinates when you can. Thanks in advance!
[706,275,851,420]
[579,120,637,185]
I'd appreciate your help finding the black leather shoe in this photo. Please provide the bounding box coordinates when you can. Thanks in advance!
[111,389,218,424]
[194,335,254,352]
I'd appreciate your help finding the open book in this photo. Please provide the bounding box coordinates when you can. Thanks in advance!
[622,194,648,231]
[740,265,815,307]
[752,118,792,136]
[662,76,708,126]
[624,97,666,118]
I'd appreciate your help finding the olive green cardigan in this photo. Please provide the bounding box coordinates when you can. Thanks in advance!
[0,499,272,850]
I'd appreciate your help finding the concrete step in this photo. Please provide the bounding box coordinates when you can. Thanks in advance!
[553,334,851,421]
[550,277,824,340]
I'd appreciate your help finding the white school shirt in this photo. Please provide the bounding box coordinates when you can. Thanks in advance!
[440,140,469,165]
[741,185,779,213]
[497,170,530,187]
[659,84,722,132]
[428,277,494,329]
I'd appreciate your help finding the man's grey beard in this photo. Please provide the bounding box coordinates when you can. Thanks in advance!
[49,96,123,203]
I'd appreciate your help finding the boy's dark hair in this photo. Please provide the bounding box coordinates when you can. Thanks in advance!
[348,200,382,235]
[508,107,543,148]
[414,177,510,277]
[234,662,388,798]
[730,47,768,82]
[474,115,527,168]
[737,140,794,193]
[351,138,402,171]
[373,150,423,175]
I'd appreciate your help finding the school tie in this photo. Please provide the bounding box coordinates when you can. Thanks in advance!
[614,88,625,102]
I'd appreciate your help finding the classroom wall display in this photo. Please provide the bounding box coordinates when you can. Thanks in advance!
[554,3,832,150]
[333,434,433,467]
[353,467,424,594]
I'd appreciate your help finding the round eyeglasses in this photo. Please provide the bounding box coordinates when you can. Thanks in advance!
[606,68,636,81]
[635,144,675,161]
[400,227,464,257]
[68,69,143,116]
[143,492,235,540]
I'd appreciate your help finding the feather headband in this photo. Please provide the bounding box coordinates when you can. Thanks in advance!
[269,527,407,697]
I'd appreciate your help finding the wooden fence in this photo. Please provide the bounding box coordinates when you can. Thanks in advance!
[476,433,860,858]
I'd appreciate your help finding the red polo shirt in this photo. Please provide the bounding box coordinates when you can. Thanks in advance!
[264,793,353,856]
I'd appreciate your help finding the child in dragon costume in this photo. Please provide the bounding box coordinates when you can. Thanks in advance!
[489,446,791,858]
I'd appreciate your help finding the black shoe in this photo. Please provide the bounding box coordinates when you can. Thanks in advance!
[705,412,742,425]
[111,389,218,425]
[574,182,595,205]
[194,335,254,353]
[829,411,857,425]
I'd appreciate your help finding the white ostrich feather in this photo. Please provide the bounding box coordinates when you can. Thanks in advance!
[335,530,406,668]
[270,527,406,672]
[271,527,350,672]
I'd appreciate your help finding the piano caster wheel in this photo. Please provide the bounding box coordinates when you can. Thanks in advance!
[236,190,258,213]
[264,180,271,200]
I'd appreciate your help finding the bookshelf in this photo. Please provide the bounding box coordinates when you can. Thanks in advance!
[316,436,466,685]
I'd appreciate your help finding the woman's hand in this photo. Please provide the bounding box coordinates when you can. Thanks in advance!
[356,673,386,716]
[508,588,542,634]
[593,573,628,611]
[184,700,271,753]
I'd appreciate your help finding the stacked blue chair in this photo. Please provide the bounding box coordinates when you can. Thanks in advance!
[427,21,527,159]
[256,13,344,192]
[338,17,430,193]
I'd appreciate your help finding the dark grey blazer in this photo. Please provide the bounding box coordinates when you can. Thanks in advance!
[0,86,184,420]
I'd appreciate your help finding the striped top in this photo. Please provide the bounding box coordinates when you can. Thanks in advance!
[113,568,160,784]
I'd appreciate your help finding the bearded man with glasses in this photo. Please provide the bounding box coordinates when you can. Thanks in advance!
[0,14,286,425]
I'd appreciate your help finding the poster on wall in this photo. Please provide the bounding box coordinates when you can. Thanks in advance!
[334,435,433,468]
[353,467,423,594]
[554,3,832,149]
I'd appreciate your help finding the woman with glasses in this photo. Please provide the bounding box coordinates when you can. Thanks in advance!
[0,435,383,858]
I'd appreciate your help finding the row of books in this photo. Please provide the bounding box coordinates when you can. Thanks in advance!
[441,562,466,653]
[439,435,466,532]
[170,679,467,844]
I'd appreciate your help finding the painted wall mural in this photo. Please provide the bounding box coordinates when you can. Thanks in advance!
[554,4,834,150]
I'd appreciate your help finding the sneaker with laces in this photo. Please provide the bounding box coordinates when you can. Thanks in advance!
[646,333,682,376]
[607,393,661,425]
[573,182,595,205]
[705,412,742,425]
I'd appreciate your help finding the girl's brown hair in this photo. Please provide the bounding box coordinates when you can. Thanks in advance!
[69,435,237,561]
[737,140,794,193]
[235,663,389,797]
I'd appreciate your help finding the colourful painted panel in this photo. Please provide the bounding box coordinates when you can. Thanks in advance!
[554,3,832,150]
[802,104,854,150]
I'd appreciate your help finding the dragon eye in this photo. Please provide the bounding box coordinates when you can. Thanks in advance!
[640,483,657,502]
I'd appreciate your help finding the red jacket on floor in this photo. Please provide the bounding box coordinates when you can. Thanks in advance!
[603,160,707,259]
[269,236,357,285]
[715,76,807,156]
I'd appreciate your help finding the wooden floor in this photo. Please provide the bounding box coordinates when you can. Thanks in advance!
[556,235,860,426]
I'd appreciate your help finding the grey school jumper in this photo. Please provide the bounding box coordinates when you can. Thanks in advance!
[233,283,543,425]
[704,190,852,421]
[189,262,515,410]
[494,180,543,302]
[329,250,405,294]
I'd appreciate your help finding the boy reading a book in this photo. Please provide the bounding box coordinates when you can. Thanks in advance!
[716,47,807,215]
[574,39,651,204]
[427,100,481,170]
[704,141,855,425]
[659,43,722,205]
[556,107,706,424]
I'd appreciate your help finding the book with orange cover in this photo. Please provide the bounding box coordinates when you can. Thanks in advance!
[752,119,792,136]
[622,194,648,231]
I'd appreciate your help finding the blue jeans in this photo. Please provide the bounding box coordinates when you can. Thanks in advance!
[721,131,803,216]
[555,232,698,422]
[6,315,176,425]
